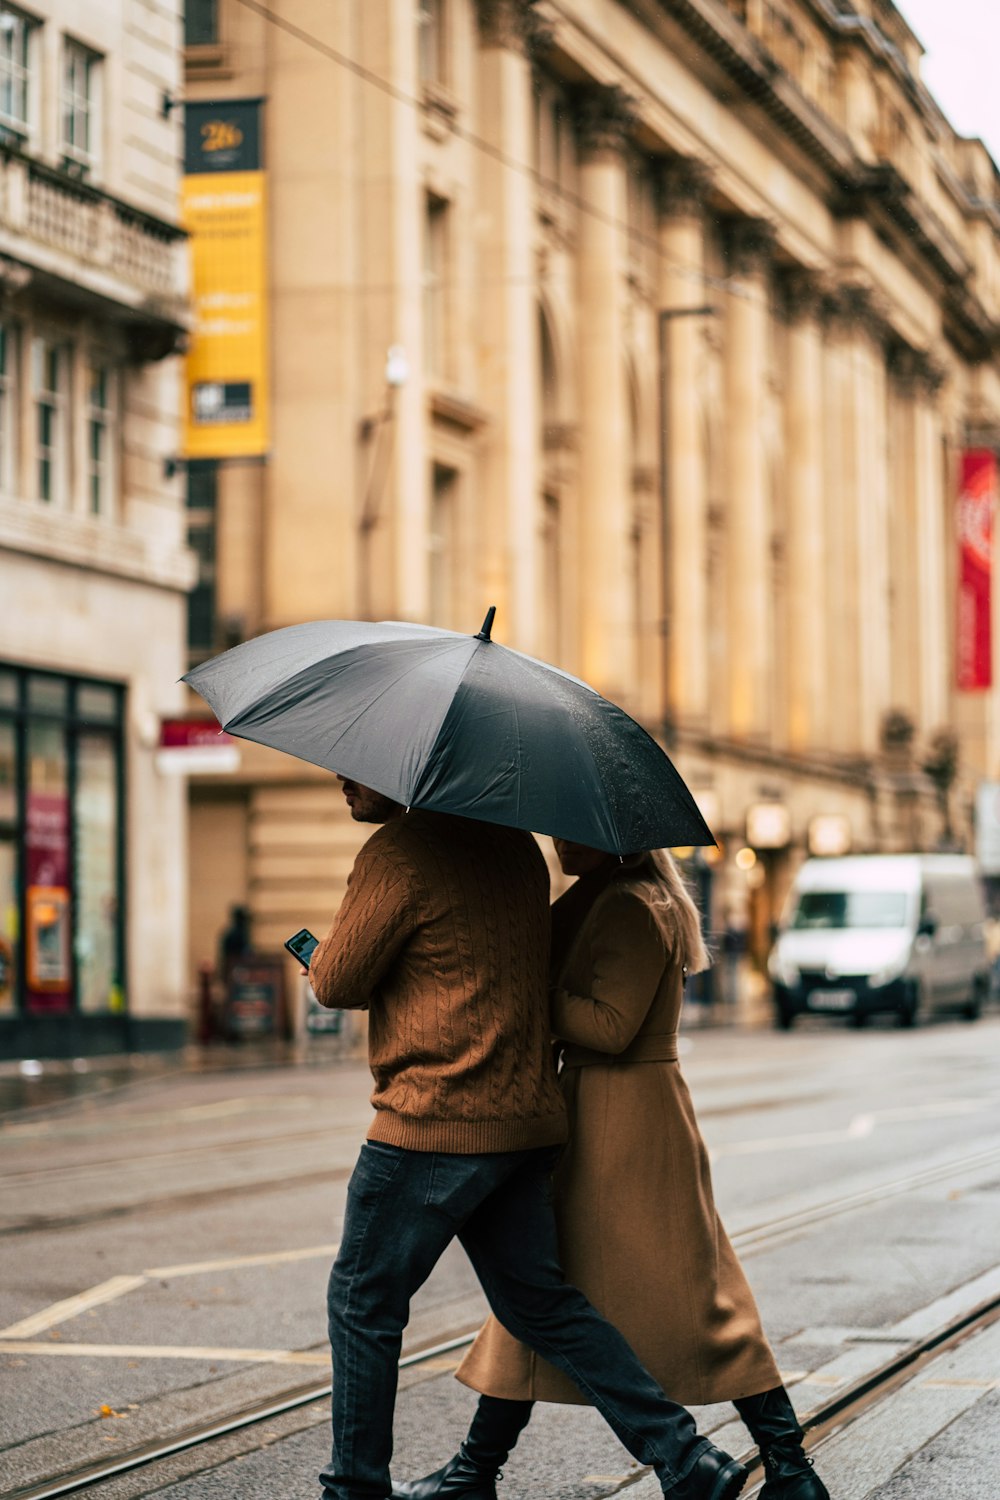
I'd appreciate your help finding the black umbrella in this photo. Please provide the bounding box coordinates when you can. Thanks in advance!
[183,609,715,854]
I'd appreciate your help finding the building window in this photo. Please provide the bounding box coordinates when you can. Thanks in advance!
[424,194,449,380]
[418,0,445,86]
[33,338,67,505]
[87,361,116,516]
[0,322,16,496]
[185,0,219,47]
[429,462,457,627]
[0,6,35,143]
[61,38,99,174]
[0,667,125,1018]
[187,461,218,660]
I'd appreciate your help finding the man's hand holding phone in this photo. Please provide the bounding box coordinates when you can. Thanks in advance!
[284,927,319,975]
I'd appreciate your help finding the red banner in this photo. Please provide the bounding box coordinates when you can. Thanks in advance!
[957,450,996,691]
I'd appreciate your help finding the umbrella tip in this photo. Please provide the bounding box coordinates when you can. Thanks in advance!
[475,606,497,643]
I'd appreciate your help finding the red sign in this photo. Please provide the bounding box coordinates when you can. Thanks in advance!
[160,718,233,749]
[957,450,996,692]
[25,792,72,1012]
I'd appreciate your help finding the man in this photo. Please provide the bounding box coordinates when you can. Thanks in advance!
[309,775,747,1500]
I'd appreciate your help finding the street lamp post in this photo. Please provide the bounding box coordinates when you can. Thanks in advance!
[657,304,716,744]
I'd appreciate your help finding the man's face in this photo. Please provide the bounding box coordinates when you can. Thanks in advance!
[338,777,403,824]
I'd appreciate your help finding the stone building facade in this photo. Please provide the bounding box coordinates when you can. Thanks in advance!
[0,0,192,1055]
[183,0,1000,996]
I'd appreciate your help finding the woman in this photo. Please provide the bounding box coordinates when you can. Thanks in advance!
[395,841,828,1500]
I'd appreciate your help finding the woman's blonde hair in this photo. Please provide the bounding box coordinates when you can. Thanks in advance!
[620,848,711,975]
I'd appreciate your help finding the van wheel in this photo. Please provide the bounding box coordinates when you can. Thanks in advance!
[774,1002,794,1032]
[963,978,985,1022]
[850,1009,868,1029]
[898,982,919,1028]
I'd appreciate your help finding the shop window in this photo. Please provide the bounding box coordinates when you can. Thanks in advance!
[75,733,119,1013]
[87,361,116,516]
[185,0,218,47]
[187,461,218,659]
[0,322,16,495]
[0,667,125,1019]
[423,194,449,380]
[61,38,101,176]
[33,338,68,505]
[0,6,36,144]
[428,462,457,627]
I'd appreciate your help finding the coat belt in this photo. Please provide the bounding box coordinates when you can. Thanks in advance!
[560,1033,680,1068]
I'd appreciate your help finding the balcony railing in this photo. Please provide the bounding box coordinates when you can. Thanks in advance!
[1,148,185,306]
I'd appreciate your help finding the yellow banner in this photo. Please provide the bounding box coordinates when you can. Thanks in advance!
[182,168,268,459]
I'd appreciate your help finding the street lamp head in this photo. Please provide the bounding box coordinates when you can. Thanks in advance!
[385,345,409,388]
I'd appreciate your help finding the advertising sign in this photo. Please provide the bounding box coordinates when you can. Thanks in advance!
[156,717,239,775]
[226,958,282,1037]
[956,450,996,692]
[182,99,268,459]
[25,791,71,1011]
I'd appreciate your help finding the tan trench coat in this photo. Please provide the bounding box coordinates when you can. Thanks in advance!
[456,879,781,1407]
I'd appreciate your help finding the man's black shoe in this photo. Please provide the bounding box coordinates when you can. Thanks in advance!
[391,1452,498,1500]
[667,1444,748,1500]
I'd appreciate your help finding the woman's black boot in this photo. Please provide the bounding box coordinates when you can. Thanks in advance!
[392,1396,534,1500]
[733,1387,830,1500]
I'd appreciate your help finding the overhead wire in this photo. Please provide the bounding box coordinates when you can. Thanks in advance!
[229,0,749,303]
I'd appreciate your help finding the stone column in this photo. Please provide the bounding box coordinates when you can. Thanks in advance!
[657,158,712,731]
[574,84,634,703]
[912,355,948,731]
[724,218,775,739]
[843,287,892,757]
[781,269,827,751]
[473,0,537,652]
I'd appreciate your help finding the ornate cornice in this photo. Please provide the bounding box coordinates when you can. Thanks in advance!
[572,83,636,157]
[888,341,947,395]
[724,216,777,276]
[779,266,825,323]
[656,157,713,220]
[473,0,536,53]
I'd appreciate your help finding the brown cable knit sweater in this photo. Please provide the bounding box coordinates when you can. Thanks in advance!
[310,811,568,1154]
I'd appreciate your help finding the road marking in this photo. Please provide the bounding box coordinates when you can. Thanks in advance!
[921,1378,1000,1389]
[0,1244,341,1342]
[713,1100,987,1160]
[0,1340,330,1365]
[0,1277,148,1339]
[145,1243,340,1279]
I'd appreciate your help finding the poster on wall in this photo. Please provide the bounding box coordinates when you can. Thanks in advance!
[25,790,72,1011]
[181,99,268,460]
[956,449,997,692]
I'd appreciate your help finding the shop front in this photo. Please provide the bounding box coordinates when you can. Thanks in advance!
[0,664,136,1057]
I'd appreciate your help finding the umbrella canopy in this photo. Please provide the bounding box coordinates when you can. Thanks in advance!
[183,610,715,855]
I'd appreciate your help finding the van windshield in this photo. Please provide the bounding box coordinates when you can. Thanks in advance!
[790,891,910,930]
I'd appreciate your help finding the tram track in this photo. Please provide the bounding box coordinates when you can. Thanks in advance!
[5,1132,1000,1500]
[8,1287,1000,1500]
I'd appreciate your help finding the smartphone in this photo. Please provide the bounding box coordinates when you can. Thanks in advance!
[284,927,319,968]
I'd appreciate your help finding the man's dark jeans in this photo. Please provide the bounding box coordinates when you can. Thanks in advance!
[319,1143,709,1500]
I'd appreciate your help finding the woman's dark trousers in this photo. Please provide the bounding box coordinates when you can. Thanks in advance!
[318,1142,710,1500]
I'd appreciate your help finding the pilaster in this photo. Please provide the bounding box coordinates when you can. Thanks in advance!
[657,157,713,731]
[573,83,634,701]
[723,217,775,739]
[780,267,827,751]
[472,0,538,650]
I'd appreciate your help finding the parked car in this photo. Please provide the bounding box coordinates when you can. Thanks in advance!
[768,854,989,1029]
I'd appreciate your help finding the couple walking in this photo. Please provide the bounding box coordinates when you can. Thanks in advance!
[308,778,829,1500]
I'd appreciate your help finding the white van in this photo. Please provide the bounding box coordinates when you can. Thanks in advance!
[768,854,989,1028]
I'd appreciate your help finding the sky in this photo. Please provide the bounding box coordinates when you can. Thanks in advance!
[896,0,1000,163]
